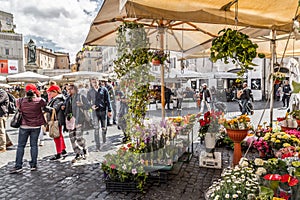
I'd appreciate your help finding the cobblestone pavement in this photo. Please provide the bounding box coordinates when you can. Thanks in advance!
[0,100,284,200]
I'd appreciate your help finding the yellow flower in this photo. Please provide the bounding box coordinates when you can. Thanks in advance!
[275,139,281,143]
[283,143,291,147]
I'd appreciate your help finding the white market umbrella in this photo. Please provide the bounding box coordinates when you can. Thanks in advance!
[0,83,12,89]
[61,71,105,81]
[0,75,6,83]
[6,71,50,83]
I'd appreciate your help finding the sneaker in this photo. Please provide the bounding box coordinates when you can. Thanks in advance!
[30,166,37,171]
[39,141,44,146]
[71,154,82,163]
[6,142,13,148]
[9,167,23,174]
[50,154,62,161]
[82,149,88,160]
[61,149,67,157]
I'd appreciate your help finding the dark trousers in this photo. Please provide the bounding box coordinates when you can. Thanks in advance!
[282,94,290,107]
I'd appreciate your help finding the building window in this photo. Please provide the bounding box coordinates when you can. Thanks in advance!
[87,53,90,58]
[88,60,91,64]
[61,59,64,63]
[5,48,9,55]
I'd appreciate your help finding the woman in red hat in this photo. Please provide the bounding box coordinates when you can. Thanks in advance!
[45,85,67,160]
[10,83,47,173]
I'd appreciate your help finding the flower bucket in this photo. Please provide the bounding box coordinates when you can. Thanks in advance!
[152,59,161,66]
[296,119,300,127]
[226,128,248,166]
[287,118,297,128]
[205,132,216,153]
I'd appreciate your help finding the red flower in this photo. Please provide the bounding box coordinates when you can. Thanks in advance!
[110,164,116,169]
[204,111,210,118]
[264,174,281,181]
[281,174,299,186]
[279,191,291,200]
[199,119,207,127]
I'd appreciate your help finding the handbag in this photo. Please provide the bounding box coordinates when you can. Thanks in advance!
[66,115,76,130]
[48,109,60,138]
[10,98,23,128]
[79,95,93,131]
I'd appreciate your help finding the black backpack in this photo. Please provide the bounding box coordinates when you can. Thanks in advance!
[7,93,16,114]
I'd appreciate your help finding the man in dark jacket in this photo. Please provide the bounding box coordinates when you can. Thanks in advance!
[105,79,117,125]
[62,84,91,163]
[0,88,12,153]
[87,77,102,151]
[282,80,292,108]
[92,78,112,149]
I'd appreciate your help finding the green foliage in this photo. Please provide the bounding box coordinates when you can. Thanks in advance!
[210,28,264,77]
[292,80,300,93]
[114,21,154,135]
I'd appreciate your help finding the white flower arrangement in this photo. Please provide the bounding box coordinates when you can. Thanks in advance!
[206,158,260,200]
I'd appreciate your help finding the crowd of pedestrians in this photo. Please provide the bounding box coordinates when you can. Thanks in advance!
[0,77,122,174]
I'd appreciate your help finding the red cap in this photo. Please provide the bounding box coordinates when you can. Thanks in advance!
[25,83,40,95]
[47,85,61,93]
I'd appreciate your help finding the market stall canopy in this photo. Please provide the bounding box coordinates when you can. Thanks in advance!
[0,83,12,89]
[50,71,106,82]
[151,68,211,80]
[6,72,50,83]
[0,75,6,83]
[84,0,280,52]
[85,0,299,51]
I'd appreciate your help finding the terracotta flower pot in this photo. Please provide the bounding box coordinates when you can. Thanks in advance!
[226,128,248,166]
[152,59,161,66]
[296,119,300,127]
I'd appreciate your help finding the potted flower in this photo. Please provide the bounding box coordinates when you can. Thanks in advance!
[101,144,148,192]
[219,114,252,165]
[150,50,169,65]
[198,110,222,150]
[290,110,300,126]
[273,72,286,84]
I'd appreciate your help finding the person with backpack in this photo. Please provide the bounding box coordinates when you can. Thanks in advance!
[240,82,254,115]
[0,88,13,153]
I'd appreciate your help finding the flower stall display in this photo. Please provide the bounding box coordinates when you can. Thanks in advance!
[219,114,252,165]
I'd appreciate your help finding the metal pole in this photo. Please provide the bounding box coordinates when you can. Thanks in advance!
[159,25,165,119]
[270,30,276,126]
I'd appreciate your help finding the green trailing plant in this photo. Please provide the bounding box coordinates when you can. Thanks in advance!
[210,28,264,77]
[114,22,154,132]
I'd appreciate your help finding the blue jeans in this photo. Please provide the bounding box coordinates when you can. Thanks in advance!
[95,110,107,146]
[15,127,40,168]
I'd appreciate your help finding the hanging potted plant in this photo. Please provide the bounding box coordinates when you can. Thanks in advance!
[210,28,265,77]
[150,50,169,65]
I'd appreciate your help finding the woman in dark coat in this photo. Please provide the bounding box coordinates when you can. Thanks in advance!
[45,85,67,160]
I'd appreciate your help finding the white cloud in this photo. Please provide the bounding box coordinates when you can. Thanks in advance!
[0,0,101,63]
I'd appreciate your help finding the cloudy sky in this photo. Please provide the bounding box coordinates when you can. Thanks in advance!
[0,0,103,63]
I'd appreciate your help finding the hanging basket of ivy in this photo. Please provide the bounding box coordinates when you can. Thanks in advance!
[210,28,265,77]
